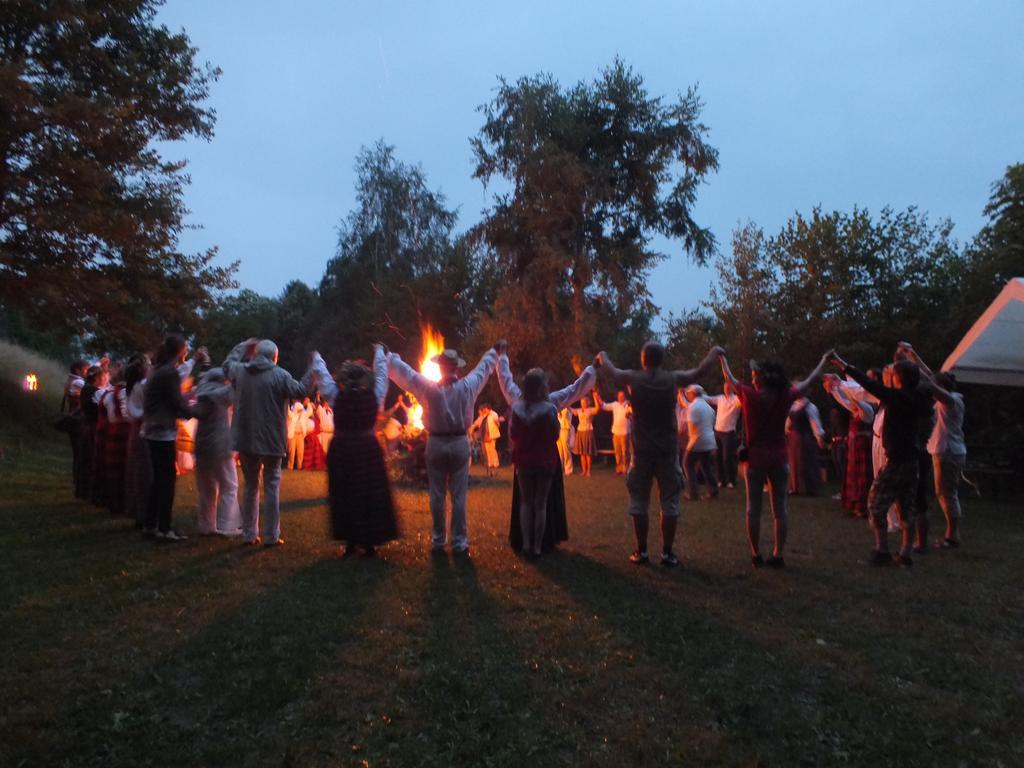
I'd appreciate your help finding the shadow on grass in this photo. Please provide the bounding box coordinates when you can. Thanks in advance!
[17,553,397,767]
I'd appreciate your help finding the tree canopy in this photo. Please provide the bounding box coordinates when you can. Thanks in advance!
[471,59,718,377]
[0,0,235,353]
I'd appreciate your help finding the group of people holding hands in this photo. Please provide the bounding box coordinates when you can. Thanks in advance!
[63,331,966,569]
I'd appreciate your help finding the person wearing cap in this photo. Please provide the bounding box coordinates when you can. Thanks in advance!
[189,367,241,536]
[682,384,718,501]
[386,342,501,554]
[596,342,723,568]
[719,351,832,568]
[223,337,314,547]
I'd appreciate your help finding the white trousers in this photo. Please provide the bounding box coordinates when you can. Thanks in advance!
[482,440,499,468]
[319,431,333,456]
[195,454,240,533]
[426,435,471,550]
[557,428,573,475]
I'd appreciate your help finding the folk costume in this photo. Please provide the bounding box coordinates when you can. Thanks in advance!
[496,355,596,552]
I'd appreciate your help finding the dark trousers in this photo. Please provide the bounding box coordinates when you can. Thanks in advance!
[145,439,177,533]
[684,449,718,498]
[68,423,81,495]
[831,438,847,488]
[914,449,931,518]
[715,430,738,486]
[76,423,95,500]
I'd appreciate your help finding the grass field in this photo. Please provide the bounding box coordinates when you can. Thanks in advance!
[2,440,1023,768]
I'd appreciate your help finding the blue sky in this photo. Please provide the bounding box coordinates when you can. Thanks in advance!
[158,0,1024,322]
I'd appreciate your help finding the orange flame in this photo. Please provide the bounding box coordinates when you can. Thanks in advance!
[24,373,39,392]
[405,323,446,435]
[419,323,446,384]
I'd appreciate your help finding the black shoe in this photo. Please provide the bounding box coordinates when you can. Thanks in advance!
[751,554,764,568]
[869,550,893,566]
[895,554,913,567]
[629,550,649,565]
[766,555,785,569]
[452,547,471,558]
[912,545,929,555]
[661,551,679,568]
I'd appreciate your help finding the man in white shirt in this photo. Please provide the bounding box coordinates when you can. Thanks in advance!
[470,403,503,475]
[387,342,500,555]
[706,382,742,488]
[599,390,633,474]
[682,385,718,500]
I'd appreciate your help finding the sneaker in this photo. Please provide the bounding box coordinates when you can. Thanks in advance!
[869,550,892,566]
[263,538,285,547]
[243,536,263,546]
[661,551,680,568]
[766,555,785,569]
[751,554,764,568]
[156,530,187,542]
[941,538,960,549]
[894,554,913,567]
[726,482,735,489]
[629,550,649,565]
[831,493,842,501]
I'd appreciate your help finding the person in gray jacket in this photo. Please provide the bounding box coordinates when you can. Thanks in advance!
[190,367,241,536]
[223,339,312,546]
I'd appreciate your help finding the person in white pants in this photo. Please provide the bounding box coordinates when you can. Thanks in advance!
[317,401,334,455]
[470,403,503,474]
[190,367,241,535]
[387,342,500,554]
[557,408,575,475]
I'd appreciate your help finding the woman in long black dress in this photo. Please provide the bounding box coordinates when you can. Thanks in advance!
[309,345,398,556]
[496,351,596,553]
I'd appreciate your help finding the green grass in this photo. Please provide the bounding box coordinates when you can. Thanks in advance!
[2,439,1023,767]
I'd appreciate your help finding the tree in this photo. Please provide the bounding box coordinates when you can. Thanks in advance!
[316,141,489,364]
[0,0,235,353]
[471,59,718,375]
[949,163,1024,335]
[709,207,962,376]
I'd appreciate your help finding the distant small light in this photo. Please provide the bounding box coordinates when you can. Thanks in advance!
[24,373,39,392]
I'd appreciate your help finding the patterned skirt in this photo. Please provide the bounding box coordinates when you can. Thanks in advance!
[303,433,326,470]
[509,466,569,552]
[327,430,399,546]
[843,428,873,515]
[103,420,130,515]
[124,422,151,527]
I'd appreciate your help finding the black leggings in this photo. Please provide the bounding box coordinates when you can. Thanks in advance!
[145,439,177,533]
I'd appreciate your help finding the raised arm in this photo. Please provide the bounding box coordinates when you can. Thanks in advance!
[222,338,257,382]
[306,352,338,406]
[897,342,934,377]
[718,352,740,389]
[459,347,499,400]
[793,350,834,397]
[386,353,432,402]
[496,353,523,406]
[549,365,596,410]
[673,346,724,387]
[372,344,389,408]
[596,352,633,388]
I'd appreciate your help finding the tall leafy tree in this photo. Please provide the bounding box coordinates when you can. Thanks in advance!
[0,0,235,352]
[316,141,488,364]
[471,59,718,376]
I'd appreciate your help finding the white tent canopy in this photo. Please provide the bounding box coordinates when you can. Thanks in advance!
[942,277,1024,386]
